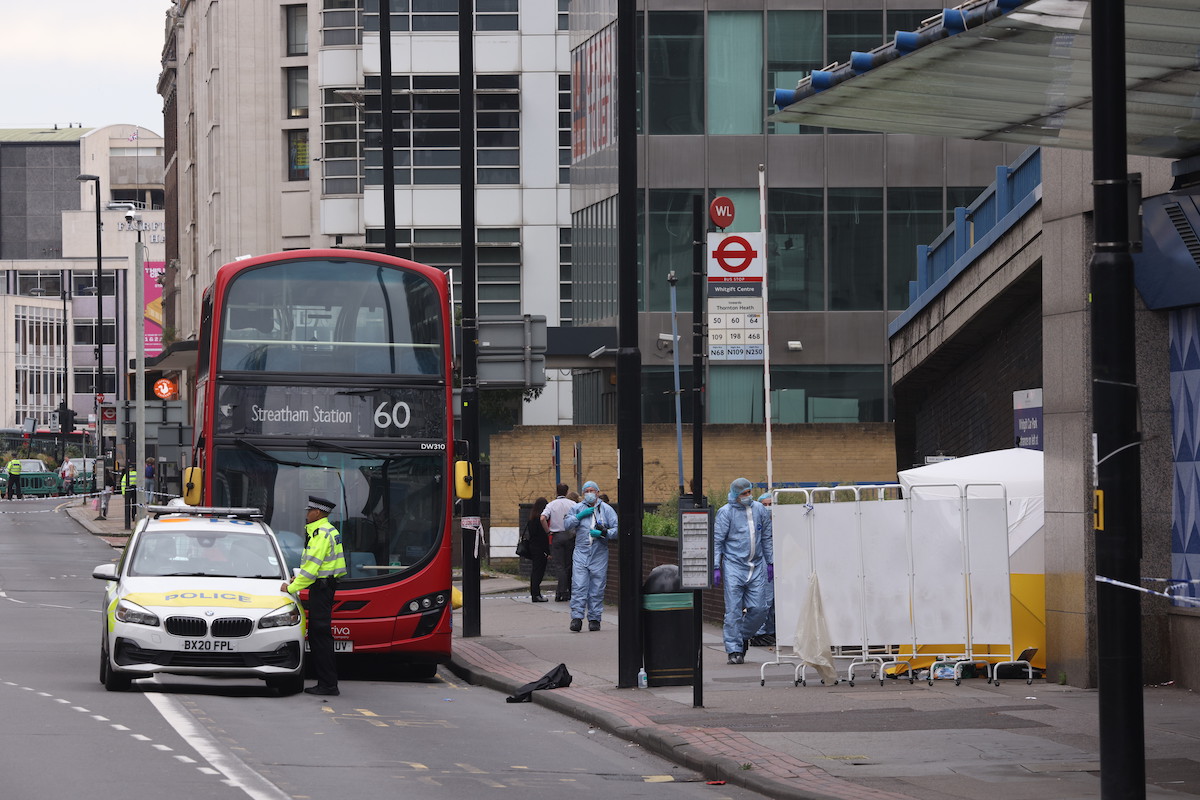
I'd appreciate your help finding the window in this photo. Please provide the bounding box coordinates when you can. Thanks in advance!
[708,12,763,135]
[828,188,883,311]
[323,90,363,194]
[768,188,824,311]
[887,188,943,310]
[558,73,571,185]
[73,320,117,346]
[559,227,573,326]
[644,190,698,312]
[286,67,309,118]
[323,0,362,45]
[363,75,520,187]
[570,197,619,325]
[646,12,704,135]
[476,0,518,31]
[72,274,116,297]
[826,10,883,64]
[74,369,116,395]
[286,5,308,55]
[287,129,310,181]
[16,273,63,297]
[557,0,568,31]
[768,10,823,134]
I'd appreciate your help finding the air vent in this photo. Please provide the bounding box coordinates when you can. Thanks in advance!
[1165,203,1200,266]
[165,616,207,637]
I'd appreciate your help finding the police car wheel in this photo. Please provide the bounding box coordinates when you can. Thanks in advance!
[101,644,132,692]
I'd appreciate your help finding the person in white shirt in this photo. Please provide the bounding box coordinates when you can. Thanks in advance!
[541,483,576,602]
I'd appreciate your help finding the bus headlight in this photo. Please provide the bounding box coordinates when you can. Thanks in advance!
[115,599,160,627]
[259,604,303,628]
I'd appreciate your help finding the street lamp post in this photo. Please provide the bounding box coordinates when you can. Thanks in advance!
[76,174,104,460]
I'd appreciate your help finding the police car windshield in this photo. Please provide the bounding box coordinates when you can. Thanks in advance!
[129,530,285,579]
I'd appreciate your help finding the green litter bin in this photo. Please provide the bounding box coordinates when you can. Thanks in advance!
[642,592,694,687]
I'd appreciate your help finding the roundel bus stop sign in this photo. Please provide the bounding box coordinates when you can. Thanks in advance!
[709,196,735,229]
[707,231,765,282]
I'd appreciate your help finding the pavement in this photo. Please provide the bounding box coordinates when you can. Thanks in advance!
[65,501,1200,799]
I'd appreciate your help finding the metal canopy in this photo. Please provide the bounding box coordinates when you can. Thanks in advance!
[771,0,1200,160]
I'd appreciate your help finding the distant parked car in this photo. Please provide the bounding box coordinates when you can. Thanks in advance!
[0,459,62,497]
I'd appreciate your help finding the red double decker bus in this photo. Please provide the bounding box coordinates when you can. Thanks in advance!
[185,249,469,676]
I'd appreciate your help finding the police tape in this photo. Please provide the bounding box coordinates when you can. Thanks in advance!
[1095,575,1200,606]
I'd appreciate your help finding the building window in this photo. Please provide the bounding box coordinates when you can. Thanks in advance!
[768,10,823,134]
[557,0,568,31]
[323,0,362,45]
[16,273,63,297]
[476,0,518,31]
[323,90,363,194]
[708,12,763,135]
[768,187,824,312]
[364,75,520,187]
[73,369,116,395]
[559,227,572,326]
[73,320,117,346]
[645,189,699,312]
[558,73,571,185]
[571,196,619,325]
[71,274,116,298]
[286,5,308,56]
[826,10,883,64]
[286,67,309,118]
[828,188,883,311]
[646,12,704,135]
[287,129,310,181]
[886,188,943,311]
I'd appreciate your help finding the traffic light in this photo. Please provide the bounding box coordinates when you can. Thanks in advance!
[58,405,77,433]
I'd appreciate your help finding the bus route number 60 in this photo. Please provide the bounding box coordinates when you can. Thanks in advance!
[374,401,412,430]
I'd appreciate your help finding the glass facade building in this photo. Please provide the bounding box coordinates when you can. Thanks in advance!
[569,0,1025,425]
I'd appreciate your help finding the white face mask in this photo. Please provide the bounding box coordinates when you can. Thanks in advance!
[739,493,753,506]
[583,492,598,505]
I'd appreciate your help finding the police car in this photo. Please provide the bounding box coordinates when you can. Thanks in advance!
[93,505,306,694]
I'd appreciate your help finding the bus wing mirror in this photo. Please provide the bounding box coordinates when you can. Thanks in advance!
[183,466,203,505]
[454,460,473,500]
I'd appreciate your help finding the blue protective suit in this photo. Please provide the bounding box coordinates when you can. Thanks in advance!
[713,485,773,654]
[563,498,618,621]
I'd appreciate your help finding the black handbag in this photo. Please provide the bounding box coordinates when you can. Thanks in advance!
[515,534,531,559]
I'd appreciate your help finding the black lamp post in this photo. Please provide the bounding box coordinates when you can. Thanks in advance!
[76,174,104,457]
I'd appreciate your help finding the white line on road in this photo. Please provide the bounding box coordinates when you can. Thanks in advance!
[144,691,293,800]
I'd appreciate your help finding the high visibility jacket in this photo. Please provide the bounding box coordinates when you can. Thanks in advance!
[6,461,21,476]
[286,517,347,594]
[120,469,138,495]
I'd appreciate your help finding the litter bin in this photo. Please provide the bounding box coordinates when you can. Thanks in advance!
[642,565,694,687]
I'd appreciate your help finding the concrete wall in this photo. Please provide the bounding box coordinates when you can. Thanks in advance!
[487,422,897,526]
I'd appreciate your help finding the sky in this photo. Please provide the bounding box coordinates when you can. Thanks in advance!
[0,1,173,133]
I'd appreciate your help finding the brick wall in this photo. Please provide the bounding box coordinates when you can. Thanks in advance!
[487,423,896,526]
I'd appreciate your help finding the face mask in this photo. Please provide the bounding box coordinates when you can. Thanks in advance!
[583,492,597,505]
[739,494,753,506]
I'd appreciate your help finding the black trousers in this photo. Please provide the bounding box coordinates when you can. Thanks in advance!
[307,579,338,688]
[5,478,22,499]
[529,551,548,597]
[551,531,574,598]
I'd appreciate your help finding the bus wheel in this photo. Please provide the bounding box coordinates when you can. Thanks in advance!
[401,662,438,681]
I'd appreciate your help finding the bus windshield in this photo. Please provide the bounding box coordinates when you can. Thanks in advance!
[210,446,445,582]
[219,257,443,376]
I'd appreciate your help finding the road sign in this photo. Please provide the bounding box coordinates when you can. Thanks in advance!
[96,393,105,405]
[707,232,765,291]
[100,405,117,423]
[709,196,734,229]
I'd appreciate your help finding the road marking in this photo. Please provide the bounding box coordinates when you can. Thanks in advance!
[145,692,293,800]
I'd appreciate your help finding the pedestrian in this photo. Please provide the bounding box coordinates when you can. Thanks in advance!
[713,478,774,664]
[749,492,777,647]
[563,479,618,632]
[143,457,156,505]
[61,459,77,497]
[540,483,576,602]
[5,457,23,500]
[525,497,551,602]
[95,462,115,520]
[282,495,347,696]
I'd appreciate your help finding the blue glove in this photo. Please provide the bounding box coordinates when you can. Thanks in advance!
[590,529,604,538]
[767,563,775,582]
[575,506,595,520]
[712,567,721,587]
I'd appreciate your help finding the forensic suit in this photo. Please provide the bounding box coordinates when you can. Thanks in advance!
[713,479,773,657]
[563,489,618,626]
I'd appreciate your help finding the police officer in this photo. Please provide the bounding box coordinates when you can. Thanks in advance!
[282,496,347,696]
[4,458,23,500]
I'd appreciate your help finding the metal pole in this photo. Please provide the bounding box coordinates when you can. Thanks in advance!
[1090,1,1145,797]
[379,0,397,256]
[459,0,482,638]
[691,194,707,709]
[615,0,644,689]
[135,233,146,518]
[668,272,684,496]
[758,165,773,490]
